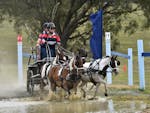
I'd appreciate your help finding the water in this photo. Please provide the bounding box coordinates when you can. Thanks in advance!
[0,98,148,113]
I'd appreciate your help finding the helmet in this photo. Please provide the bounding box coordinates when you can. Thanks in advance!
[48,22,56,29]
[42,22,49,29]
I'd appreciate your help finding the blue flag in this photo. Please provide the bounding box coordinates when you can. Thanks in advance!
[90,10,103,59]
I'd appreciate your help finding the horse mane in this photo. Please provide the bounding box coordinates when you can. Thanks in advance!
[68,55,75,71]
[52,55,58,65]
[78,48,87,57]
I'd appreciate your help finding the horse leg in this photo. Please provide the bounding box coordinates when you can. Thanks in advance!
[63,88,71,99]
[73,87,77,95]
[47,78,51,94]
[99,78,108,96]
[104,82,108,96]
[51,83,56,93]
[79,81,87,98]
[68,90,71,96]
[61,81,71,98]
[40,79,45,90]
[71,84,77,95]
[89,84,95,90]
[73,80,81,95]
[92,83,100,99]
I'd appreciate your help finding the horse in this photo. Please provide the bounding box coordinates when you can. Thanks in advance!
[47,52,85,97]
[79,56,120,99]
[40,47,87,91]
[39,46,69,90]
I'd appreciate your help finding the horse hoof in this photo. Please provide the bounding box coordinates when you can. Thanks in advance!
[88,97,94,100]
[104,93,108,96]
[83,94,86,98]
[88,97,97,100]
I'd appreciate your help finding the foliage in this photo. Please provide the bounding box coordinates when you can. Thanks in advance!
[0,0,150,50]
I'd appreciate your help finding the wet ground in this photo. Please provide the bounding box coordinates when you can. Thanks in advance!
[0,98,148,113]
[0,85,150,113]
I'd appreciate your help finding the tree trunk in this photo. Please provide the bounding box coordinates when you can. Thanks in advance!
[61,32,69,48]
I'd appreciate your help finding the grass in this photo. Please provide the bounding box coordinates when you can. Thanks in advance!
[115,30,150,90]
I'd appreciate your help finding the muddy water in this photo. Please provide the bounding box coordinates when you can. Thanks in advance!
[0,84,148,113]
[0,97,148,113]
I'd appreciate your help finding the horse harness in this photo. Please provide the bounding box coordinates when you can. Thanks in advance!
[57,64,81,84]
[86,59,111,85]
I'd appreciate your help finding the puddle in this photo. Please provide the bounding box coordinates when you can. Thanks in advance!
[0,98,148,113]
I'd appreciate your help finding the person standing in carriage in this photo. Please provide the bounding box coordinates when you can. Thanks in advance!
[47,22,61,57]
[36,22,61,60]
[36,22,49,60]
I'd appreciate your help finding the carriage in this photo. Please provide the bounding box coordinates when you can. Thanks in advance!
[26,43,54,96]
[27,59,44,95]
[26,43,85,96]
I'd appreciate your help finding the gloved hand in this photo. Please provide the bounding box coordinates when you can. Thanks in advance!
[42,39,46,43]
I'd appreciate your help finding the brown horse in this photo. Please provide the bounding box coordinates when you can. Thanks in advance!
[47,53,85,96]
[40,46,70,88]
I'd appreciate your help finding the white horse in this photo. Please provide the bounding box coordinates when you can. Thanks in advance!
[80,56,120,99]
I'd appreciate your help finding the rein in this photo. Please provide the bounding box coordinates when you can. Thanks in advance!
[89,59,101,71]
[107,63,119,72]
[88,57,118,76]
[58,46,73,58]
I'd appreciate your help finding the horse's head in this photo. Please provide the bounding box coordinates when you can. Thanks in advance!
[75,55,84,68]
[77,48,87,64]
[64,54,83,82]
[69,54,84,70]
[109,56,120,75]
[78,48,87,57]
[89,56,120,76]
[56,46,69,63]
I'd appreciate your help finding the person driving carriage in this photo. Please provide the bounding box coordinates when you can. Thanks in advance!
[36,22,61,60]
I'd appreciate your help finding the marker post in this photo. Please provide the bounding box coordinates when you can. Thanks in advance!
[17,35,23,85]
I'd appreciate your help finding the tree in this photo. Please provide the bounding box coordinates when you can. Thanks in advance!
[0,0,150,50]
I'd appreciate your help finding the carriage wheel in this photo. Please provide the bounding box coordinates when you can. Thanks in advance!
[27,70,34,96]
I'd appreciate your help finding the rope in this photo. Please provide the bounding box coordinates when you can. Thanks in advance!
[58,45,74,58]
[45,43,52,62]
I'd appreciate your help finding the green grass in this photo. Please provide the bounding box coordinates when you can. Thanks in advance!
[113,30,150,90]
[0,21,18,84]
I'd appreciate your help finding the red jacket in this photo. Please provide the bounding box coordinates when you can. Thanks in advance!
[47,34,61,43]
[38,33,61,45]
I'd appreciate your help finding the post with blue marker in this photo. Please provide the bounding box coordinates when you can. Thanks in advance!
[137,40,145,90]
[128,48,133,86]
[17,35,23,85]
[105,32,112,84]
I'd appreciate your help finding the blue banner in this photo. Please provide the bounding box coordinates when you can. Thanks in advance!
[90,10,103,59]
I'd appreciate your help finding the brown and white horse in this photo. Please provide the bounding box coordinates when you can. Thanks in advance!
[47,53,85,96]
[40,46,71,89]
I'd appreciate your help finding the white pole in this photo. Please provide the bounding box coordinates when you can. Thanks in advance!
[137,40,145,90]
[128,48,133,86]
[105,32,112,84]
[108,99,114,112]
[17,35,23,85]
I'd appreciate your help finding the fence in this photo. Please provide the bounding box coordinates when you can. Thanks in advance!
[105,32,133,86]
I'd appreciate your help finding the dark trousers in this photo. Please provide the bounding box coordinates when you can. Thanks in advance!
[40,45,56,59]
